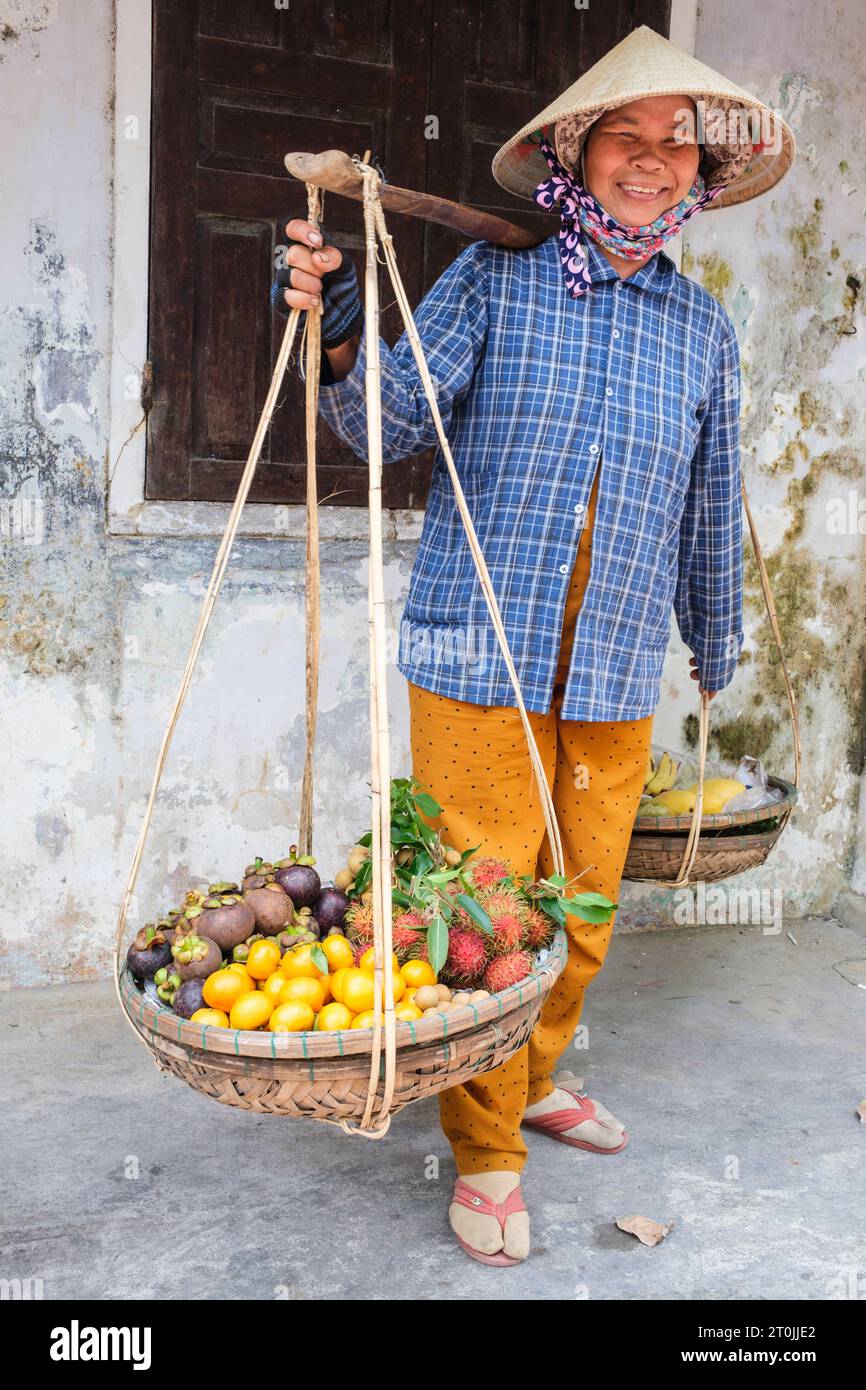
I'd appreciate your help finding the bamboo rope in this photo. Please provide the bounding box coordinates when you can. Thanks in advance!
[368,188,566,878]
[342,168,398,1136]
[633,476,801,888]
[297,188,324,857]
[112,298,304,1036]
[741,478,801,791]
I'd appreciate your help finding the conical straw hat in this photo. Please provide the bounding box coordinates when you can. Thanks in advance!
[492,25,795,211]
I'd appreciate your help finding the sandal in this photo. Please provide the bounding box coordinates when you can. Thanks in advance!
[450,1177,528,1267]
[523,1087,629,1153]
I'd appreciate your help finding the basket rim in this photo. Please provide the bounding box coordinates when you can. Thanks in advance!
[631,774,796,835]
[625,824,784,854]
[119,929,568,1061]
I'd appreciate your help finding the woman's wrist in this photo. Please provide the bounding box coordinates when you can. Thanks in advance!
[324,332,360,382]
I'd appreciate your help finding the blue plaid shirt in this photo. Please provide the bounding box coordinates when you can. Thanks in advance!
[309,234,744,721]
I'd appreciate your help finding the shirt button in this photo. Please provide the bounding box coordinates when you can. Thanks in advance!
[559,564,569,574]
[589,443,599,453]
[612,329,620,339]
[605,387,613,396]
[615,281,623,290]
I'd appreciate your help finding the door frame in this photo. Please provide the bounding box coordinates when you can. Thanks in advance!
[106,0,695,540]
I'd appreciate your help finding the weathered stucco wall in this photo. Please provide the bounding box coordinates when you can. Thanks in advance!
[641,0,866,924]
[1,1,863,987]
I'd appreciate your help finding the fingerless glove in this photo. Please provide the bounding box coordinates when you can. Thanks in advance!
[271,222,363,350]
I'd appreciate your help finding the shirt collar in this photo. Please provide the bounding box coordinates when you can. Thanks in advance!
[583,236,676,297]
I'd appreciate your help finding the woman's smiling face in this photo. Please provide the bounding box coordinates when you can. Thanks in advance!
[581,95,700,224]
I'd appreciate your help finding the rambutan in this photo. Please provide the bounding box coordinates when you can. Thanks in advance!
[442,929,488,988]
[392,926,427,962]
[484,950,533,994]
[467,855,512,890]
[478,887,529,955]
[522,906,554,951]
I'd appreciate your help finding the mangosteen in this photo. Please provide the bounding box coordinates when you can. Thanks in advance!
[273,846,321,908]
[313,885,350,934]
[170,930,222,981]
[189,885,255,952]
[154,967,182,1005]
[231,933,265,963]
[242,857,277,892]
[173,978,206,1019]
[244,882,293,935]
[126,925,173,981]
[291,905,320,940]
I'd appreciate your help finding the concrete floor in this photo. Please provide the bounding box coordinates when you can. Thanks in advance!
[3,916,865,1301]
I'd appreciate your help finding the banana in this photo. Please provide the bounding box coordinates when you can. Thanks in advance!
[643,751,657,791]
[644,750,680,796]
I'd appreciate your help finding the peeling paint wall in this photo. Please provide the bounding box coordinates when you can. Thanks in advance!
[1,1,864,987]
[644,0,866,923]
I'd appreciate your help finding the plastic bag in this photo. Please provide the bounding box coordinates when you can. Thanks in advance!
[723,756,786,813]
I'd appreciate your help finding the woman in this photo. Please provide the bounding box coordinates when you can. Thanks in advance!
[274,27,794,1266]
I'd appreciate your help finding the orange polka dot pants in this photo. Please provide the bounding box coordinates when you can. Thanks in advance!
[406,466,655,1174]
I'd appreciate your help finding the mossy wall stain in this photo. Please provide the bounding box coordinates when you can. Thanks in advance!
[681,249,734,304]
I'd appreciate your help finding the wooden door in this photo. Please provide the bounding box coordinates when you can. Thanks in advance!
[146,0,671,507]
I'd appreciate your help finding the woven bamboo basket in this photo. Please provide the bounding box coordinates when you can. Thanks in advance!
[113,161,572,1137]
[622,481,801,888]
[118,932,566,1121]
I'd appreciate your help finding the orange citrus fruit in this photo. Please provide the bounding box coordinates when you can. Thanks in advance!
[190,1007,229,1028]
[229,991,274,1031]
[329,967,351,1003]
[358,947,400,975]
[227,962,256,989]
[278,976,327,1013]
[261,971,289,1003]
[316,1002,354,1031]
[341,968,376,1015]
[246,938,282,981]
[282,943,327,981]
[202,968,249,1012]
[269,1001,315,1033]
[395,1002,423,1022]
[321,934,355,971]
[351,1010,379,1030]
[400,959,437,989]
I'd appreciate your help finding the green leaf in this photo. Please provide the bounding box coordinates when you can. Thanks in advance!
[413,790,443,817]
[310,944,329,976]
[353,858,372,894]
[546,872,568,888]
[392,889,414,909]
[427,915,449,975]
[424,868,460,884]
[357,832,373,848]
[455,893,493,935]
[545,899,567,928]
[413,849,433,877]
[561,894,615,924]
[570,890,617,909]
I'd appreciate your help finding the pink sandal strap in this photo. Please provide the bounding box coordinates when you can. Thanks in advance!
[525,1089,619,1135]
[452,1177,526,1227]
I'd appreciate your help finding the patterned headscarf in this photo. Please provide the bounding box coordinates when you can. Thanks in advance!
[531,130,728,298]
